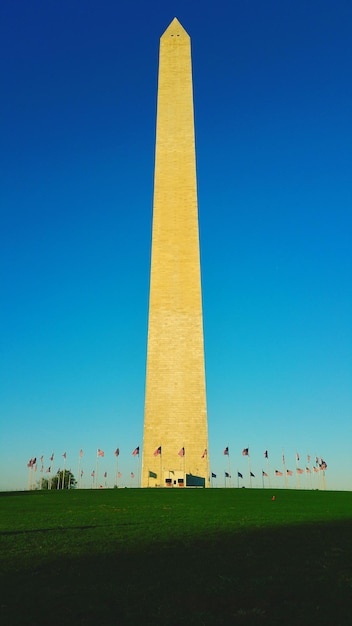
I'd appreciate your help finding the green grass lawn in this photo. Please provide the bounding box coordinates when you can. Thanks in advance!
[1,488,351,625]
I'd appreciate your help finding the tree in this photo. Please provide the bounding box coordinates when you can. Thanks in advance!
[39,469,77,490]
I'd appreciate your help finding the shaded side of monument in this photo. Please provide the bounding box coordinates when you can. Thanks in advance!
[142,18,209,488]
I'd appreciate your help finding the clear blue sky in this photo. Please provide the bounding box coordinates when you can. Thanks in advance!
[1,0,351,491]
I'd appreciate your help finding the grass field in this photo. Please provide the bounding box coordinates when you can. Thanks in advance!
[1,488,351,625]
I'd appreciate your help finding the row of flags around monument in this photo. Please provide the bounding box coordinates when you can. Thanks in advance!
[26,447,142,488]
[27,445,206,468]
[222,447,327,468]
[27,445,327,488]
[214,447,327,485]
[27,447,326,470]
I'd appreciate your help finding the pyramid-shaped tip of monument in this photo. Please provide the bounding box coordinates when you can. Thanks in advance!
[161,17,189,40]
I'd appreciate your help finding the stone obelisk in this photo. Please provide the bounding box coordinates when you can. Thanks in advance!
[142,18,209,488]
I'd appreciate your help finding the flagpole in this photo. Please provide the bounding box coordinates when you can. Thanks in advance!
[28,465,33,491]
[282,450,288,488]
[307,454,312,490]
[247,449,252,488]
[78,450,83,489]
[183,447,185,484]
[50,455,54,490]
[95,453,98,489]
[114,448,119,487]
[61,455,66,489]
[322,469,326,491]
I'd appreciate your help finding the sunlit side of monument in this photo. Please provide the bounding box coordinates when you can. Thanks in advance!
[141,19,209,488]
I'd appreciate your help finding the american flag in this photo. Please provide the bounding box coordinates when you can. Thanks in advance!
[287,469,293,476]
[264,450,268,459]
[178,447,185,457]
[97,449,104,457]
[296,468,304,475]
[275,470,283,476]
[225,472,231,478]
[131,472,135,478]
[154,446,162,457]
[201,449,207,458]
[223,446,229,456]
[132,446,139,457]
[262,471,268,477]
[242,448,249,456]
[79,449,83,458]
[114,448,120,457]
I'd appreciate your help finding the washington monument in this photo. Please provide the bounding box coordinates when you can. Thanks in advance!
[141,18,209,488]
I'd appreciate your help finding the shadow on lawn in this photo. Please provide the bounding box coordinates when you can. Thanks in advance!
[1,518,351,626]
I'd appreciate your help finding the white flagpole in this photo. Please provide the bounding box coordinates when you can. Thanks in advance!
[282,450,288,488]
[183,447,185,485]
[95,453,98,489]
[78,451,82,489]
[50,455,54,489]
[295,454,300,490]
[267,458,271,488]
[247,448,252,488]
[307,454,312,489]
[61,455,66,489]
[33,464,37,490]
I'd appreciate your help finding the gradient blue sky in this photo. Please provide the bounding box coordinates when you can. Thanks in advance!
[1,0,351,491]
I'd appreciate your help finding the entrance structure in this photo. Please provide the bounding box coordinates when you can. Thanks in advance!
[141,18,209,487]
